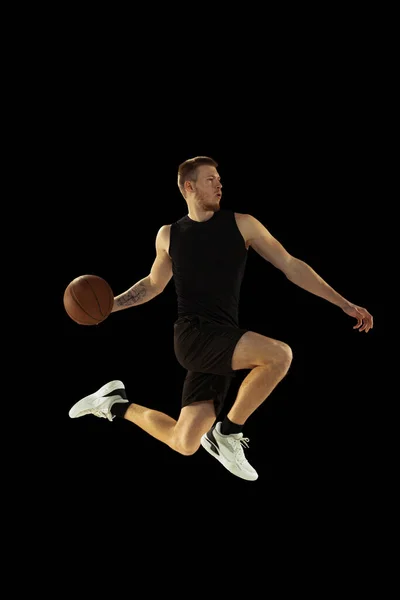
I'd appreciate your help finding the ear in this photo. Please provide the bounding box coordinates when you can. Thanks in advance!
[184,180,193,193]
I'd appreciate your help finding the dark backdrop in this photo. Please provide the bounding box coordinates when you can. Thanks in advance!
[55,134,382,514]
[21,13,393,591]
[37,41,389,528]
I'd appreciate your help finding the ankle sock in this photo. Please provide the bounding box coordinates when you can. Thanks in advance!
[110,400,131,419]
[220,416,243,435]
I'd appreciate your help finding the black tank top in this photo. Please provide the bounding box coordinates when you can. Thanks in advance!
[169,210,248,327]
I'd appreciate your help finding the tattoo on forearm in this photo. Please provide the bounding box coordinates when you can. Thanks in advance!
[116,284,146,307]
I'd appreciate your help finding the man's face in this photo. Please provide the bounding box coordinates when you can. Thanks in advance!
[191,165,222,211]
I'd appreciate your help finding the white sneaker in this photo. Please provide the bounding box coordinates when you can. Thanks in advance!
[200,422,258,481]
[69,380,129,422]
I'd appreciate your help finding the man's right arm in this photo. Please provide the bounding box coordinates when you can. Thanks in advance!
[112,225,172,312]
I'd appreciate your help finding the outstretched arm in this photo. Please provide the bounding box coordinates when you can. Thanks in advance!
[112,225,173,312]
[242,214,373,332]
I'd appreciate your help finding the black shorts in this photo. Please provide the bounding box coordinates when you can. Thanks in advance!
[173,315,248,417]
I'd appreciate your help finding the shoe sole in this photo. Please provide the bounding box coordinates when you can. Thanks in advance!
[69,380,126,419]
[200,435,258,481]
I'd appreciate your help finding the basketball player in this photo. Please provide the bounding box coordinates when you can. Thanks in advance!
[69,156,373,481]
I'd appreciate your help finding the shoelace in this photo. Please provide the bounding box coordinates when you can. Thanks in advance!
[227,436,250,466]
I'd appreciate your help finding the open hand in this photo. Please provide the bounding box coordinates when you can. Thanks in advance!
[342,302,373,332]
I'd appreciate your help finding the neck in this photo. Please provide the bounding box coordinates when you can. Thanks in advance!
[187,207,215,223]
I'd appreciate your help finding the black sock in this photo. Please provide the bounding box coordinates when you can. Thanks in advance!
[220,416,243,435]
[110,401,131,419]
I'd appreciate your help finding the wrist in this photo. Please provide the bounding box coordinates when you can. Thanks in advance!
[337,298,350,310]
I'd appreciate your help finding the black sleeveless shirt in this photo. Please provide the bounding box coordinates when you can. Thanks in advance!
[169,210,248,327]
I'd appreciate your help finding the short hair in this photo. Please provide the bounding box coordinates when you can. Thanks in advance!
[177,156,218,198]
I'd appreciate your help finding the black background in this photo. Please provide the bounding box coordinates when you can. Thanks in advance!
[31,22,390,560]
[55,133,383,510]
[12,8,395,593]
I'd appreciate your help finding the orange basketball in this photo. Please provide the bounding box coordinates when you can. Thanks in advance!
[63,275,114,325]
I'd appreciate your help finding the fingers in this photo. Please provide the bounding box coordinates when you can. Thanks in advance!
[355,309,373,333]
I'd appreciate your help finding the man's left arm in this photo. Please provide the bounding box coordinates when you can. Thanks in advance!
[241,214,373,332]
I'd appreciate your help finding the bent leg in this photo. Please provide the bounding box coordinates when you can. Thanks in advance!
[229,330,293,424]
[122,371,231,455]
[123,400,216,455]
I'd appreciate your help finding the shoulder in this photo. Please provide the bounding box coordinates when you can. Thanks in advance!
[234,212,262,231]
[234,212,256,243]
[234,212,251,223]
[156,224,171,251]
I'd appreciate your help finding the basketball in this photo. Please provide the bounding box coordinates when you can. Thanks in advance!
[63,275,114,325]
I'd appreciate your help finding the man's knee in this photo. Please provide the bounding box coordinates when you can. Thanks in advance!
[259,339,293,371]
[276,341,293,370]
[171,431,202,456]
[171,400,216,455]
[232,331,293,371]
[174,436,201,456]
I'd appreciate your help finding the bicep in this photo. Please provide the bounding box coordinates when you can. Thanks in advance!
[149,226,173,291]
[247,215,293,273]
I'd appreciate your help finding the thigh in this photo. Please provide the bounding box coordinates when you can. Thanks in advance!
[231,330,292,370]
[181,371,234,419]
